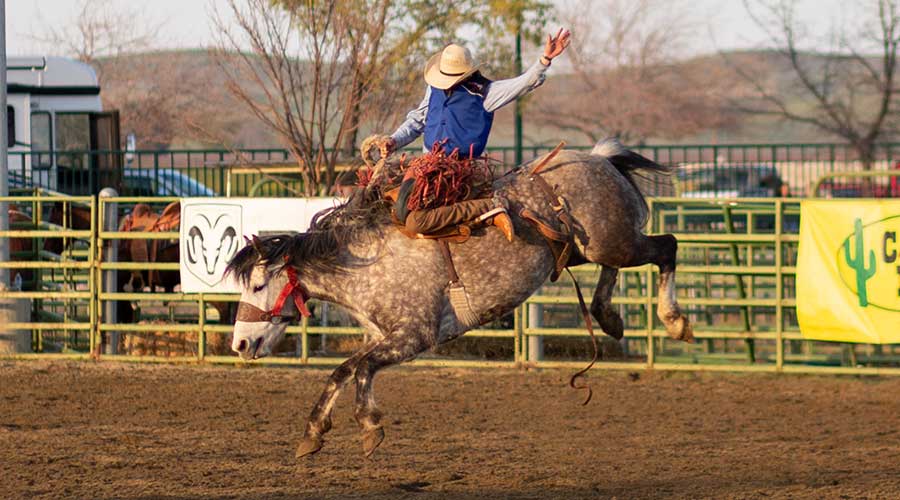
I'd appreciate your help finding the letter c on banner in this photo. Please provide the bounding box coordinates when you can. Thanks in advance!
[884,231,897,263]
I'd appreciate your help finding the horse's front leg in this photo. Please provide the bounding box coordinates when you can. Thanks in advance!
[296,347,371,458]
[353,328,434,458]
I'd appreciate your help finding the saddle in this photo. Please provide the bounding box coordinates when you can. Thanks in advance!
[120,202,181,291]
[384,186,474,244]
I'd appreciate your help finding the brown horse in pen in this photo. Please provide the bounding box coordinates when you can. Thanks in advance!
[26,201,236,327]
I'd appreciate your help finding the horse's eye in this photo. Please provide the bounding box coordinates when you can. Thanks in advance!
[253,284,267,293]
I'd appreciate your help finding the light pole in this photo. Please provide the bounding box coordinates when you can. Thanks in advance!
[0,0,26,354]
[514,25,523,167]
[0,0,8,283]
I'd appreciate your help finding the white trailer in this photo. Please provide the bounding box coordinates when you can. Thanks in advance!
[7,56,119,194]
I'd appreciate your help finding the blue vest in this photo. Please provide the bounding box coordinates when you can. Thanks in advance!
[423,84,494,158]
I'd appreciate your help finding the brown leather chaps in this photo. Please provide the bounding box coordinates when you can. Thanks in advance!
[405,198,495,235]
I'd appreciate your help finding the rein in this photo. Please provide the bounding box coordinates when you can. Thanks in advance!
[522,142,599,406]
[235,266,312,324]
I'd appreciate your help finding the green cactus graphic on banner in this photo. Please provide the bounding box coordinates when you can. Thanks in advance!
[842,218,876,306]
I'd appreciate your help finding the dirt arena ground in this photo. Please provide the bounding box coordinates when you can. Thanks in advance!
[1,361,899,500]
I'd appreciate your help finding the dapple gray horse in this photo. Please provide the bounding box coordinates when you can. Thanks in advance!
[227,139,693,458]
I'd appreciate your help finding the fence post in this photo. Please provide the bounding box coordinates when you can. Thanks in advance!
[198,293,206,361]
[527,302,543,363]
[99,188,119,355]
[646,199,656,368]
[301,315,309,364]
[0,283,30,354]
[775,199,784,371]
[722,205,755,363]
[513,306,522,366]
[646,264,655,368]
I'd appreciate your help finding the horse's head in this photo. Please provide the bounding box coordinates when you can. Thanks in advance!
[227,238,312,361]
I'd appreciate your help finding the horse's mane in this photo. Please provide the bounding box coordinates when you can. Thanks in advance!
[226,188,393,285]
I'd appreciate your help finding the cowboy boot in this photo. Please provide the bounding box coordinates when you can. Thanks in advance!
[476,194,514,242]
[492,211,515,242]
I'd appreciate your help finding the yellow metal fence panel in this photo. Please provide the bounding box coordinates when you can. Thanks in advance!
[2,194,899,373]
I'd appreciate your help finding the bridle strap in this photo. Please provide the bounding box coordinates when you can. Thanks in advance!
[236,266,311,324]
[235,301,279,323]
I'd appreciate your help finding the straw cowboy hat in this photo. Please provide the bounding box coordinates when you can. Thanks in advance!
[424,44,481,90]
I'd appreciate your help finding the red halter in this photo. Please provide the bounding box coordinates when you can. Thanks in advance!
[271,266,311,318]
[235,266,311,323]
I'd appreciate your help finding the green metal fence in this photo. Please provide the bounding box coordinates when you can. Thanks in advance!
[3,192,899,374]
[10,142,900,198]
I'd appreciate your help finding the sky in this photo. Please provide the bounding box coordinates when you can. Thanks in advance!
[6,0,861,58]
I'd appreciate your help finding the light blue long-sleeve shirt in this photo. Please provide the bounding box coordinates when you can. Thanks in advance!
[390,58,550,150]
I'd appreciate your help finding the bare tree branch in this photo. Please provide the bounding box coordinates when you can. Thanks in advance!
[734,0,900,168]
[533,0,737,145]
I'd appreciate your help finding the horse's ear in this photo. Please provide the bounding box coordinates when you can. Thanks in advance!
[250,235,263,256]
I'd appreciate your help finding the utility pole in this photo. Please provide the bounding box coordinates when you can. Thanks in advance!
[0,0,26,354]
[514,26,523,167]
[0,0,7,283]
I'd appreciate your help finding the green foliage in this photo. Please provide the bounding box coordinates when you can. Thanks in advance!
[460,0,552,76]
[843,218,877,307]
[271,0,551,76]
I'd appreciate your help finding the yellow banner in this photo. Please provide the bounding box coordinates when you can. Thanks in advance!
[797,200,900,343]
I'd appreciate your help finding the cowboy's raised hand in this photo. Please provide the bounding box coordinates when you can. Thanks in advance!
[543,28,571,61]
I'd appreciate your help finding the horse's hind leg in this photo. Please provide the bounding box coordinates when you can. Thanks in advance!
[353,330,433,458]
[627,234,693,342]
[648,235,693,342]
[591,266,624,340]
[296,348,370,458]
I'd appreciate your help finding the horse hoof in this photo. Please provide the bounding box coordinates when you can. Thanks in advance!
[601,310,624,340]
[362,427,385,458]
[666,315,694,343]
[295,435,324,458]
[681,318,695,343]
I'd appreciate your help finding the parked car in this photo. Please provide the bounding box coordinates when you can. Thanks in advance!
[122,169,216,197]
[676,164,784,198]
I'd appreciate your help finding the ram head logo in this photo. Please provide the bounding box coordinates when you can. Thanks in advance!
[182,205,242,287]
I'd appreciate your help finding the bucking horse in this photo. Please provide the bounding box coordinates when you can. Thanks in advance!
[226,138,694,458]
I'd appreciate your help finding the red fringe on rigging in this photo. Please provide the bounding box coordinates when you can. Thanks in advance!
[403,142,493,212]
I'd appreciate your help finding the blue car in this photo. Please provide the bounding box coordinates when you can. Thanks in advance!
[122,169,216,197]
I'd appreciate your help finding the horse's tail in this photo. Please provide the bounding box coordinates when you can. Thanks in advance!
[590,137,671,228]
[590,137,671,176]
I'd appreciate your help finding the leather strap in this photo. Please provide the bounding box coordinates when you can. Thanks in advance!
[235,301,282,323]
[438,239,461,285]
[525,172,576,282]
[519,208,569,242]
[528,141,566,176]
[565,267,599,406]
[525,153,600,405]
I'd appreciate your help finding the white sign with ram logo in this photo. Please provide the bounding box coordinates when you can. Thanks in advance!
[179,198,341,293]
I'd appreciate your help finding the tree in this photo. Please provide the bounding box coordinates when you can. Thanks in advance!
[733,0,900,170]
[99,53,247,149]
[531,0,737,145]
[31,0,239,149]
[213,0,549,195]
[32,0,163,81]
